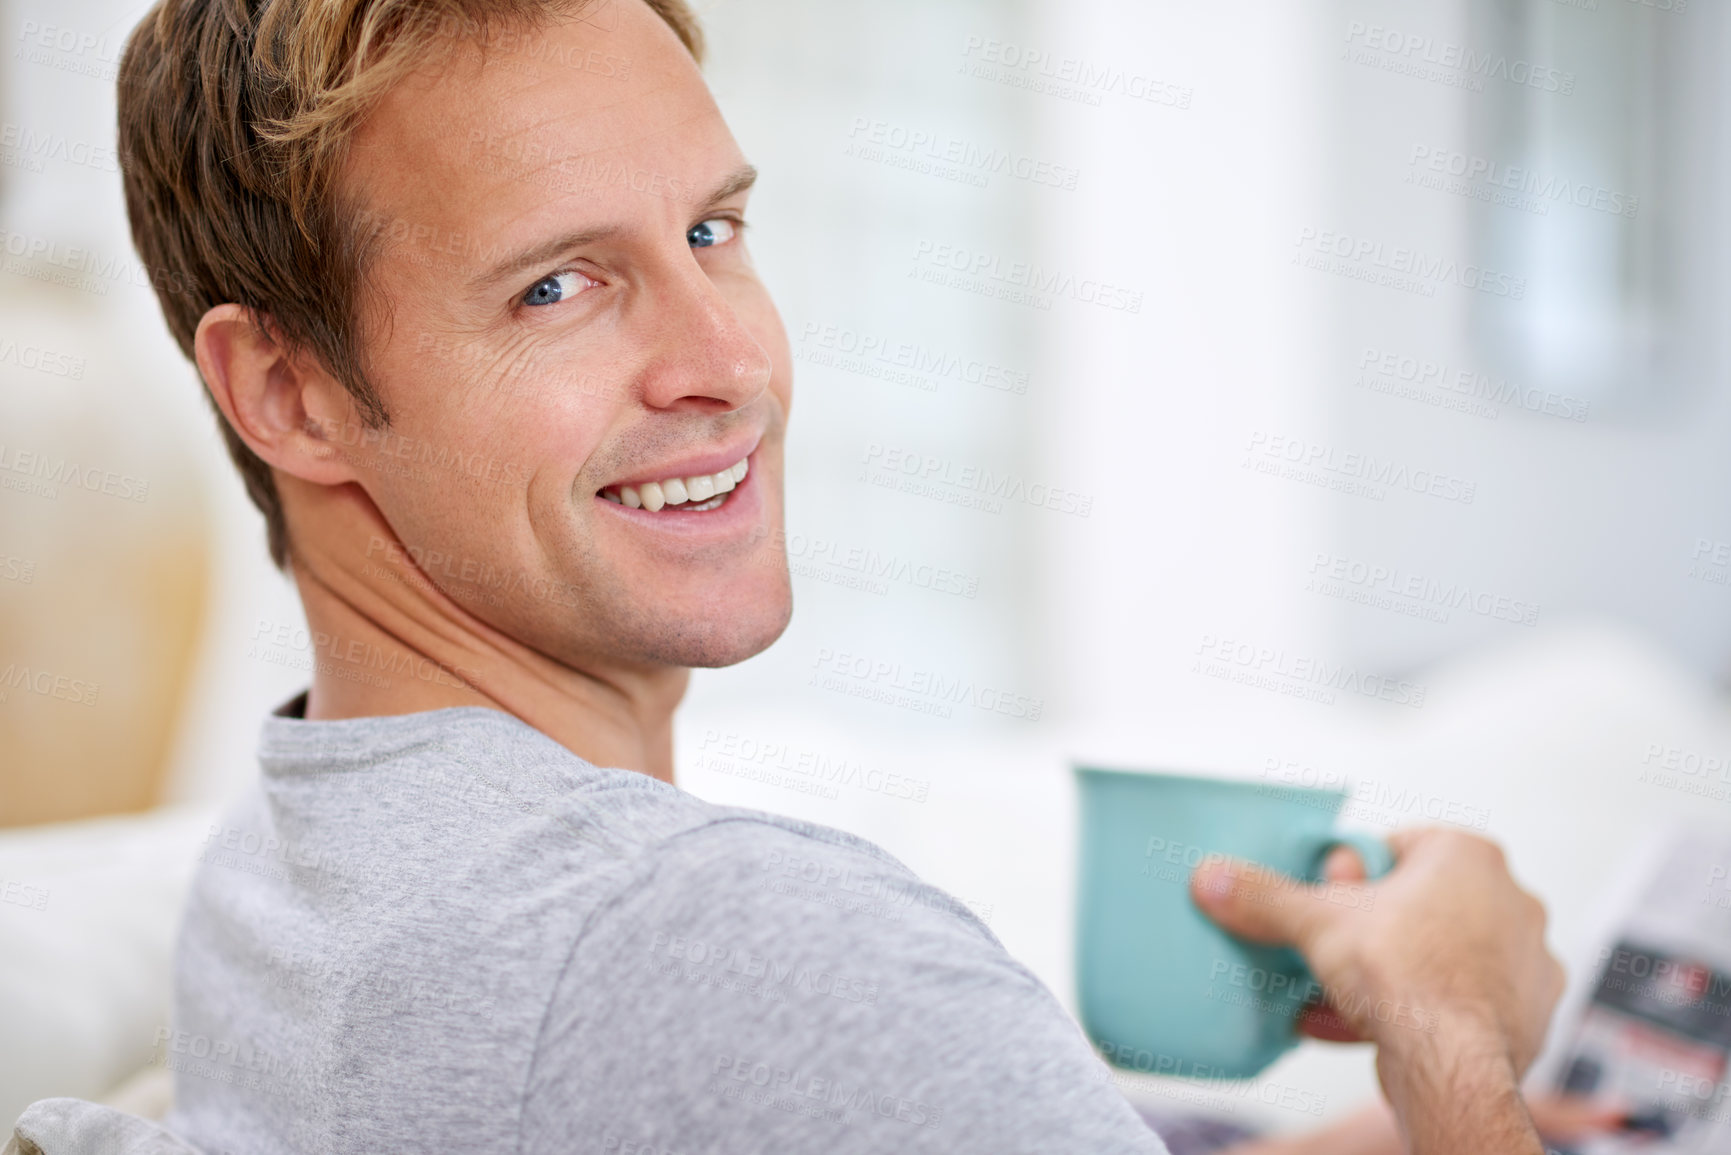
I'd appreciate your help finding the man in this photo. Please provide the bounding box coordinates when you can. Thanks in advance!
[95,0,1562,1151]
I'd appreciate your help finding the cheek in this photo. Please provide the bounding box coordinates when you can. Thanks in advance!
[352,378,590,528]
[458,359,618,472]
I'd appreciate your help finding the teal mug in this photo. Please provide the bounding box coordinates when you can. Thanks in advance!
[1074,765,1392,1079]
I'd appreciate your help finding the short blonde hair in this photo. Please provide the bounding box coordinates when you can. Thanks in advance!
[118,0,704,567]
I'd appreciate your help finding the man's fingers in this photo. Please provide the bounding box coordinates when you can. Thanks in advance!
[1191,857,1344,946]
[1383,827,1431,859]
[1321,845,1367,882]
[1524,1095,1628,1142]
[1296,1002,1366,1043]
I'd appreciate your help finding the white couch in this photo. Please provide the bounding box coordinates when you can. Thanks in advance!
[0,804,217,1127]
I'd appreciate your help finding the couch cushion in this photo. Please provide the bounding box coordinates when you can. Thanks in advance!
[6,1099,199,1155]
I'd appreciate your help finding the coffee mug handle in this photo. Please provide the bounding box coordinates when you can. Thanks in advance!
[1305,831,1394,882]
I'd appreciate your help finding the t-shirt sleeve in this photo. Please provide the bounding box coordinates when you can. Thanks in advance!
[518,818,1169,1155]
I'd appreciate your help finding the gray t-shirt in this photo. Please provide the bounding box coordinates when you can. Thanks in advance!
[160,702,1167,1154]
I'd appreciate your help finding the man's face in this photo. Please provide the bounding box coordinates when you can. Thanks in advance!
[335,0,792,671]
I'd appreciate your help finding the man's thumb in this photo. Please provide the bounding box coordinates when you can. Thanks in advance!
[1189,857,1335,947]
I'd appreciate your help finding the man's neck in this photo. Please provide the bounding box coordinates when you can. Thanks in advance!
[283,480,687,782]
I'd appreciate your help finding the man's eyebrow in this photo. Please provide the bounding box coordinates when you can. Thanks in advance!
[467,165,759,293]
[699,164,758,211]
[469,225,623,292]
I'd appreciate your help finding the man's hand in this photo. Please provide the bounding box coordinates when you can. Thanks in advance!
[1189,828,1565,1155]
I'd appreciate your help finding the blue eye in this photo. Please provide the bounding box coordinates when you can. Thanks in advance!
[522,270,589,307]
[687,218,737,249]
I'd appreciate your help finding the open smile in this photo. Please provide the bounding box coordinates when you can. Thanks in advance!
[598,455,750,513]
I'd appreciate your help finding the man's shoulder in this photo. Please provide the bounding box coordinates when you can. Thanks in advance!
[629,812,999,946]
[537,807,1031,1069]
[214,703,984,949]
[273,705,977,935]
[521,794,1160,1155]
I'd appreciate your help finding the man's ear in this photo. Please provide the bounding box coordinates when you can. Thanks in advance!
[194,303,365,487]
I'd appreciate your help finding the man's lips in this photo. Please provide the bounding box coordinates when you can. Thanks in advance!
[597,435,761,494]
[600,454,748,512]
[593,451,763,529]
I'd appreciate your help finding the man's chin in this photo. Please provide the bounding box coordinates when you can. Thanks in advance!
[613,577,794,671]
[682,593,794,669]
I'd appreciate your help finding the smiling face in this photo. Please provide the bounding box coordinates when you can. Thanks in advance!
[329,1,792,671]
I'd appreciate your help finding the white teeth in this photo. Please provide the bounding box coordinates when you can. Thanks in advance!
[606,457,748,513]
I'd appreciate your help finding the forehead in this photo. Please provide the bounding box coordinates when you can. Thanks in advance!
[345,2,739,267]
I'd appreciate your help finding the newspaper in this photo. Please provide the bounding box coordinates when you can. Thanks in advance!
[1537,828,1731,1154]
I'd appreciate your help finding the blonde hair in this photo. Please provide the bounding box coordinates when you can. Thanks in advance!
[118,0,704,566]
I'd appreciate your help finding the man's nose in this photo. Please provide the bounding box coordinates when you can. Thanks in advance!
[632,259,772,413]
